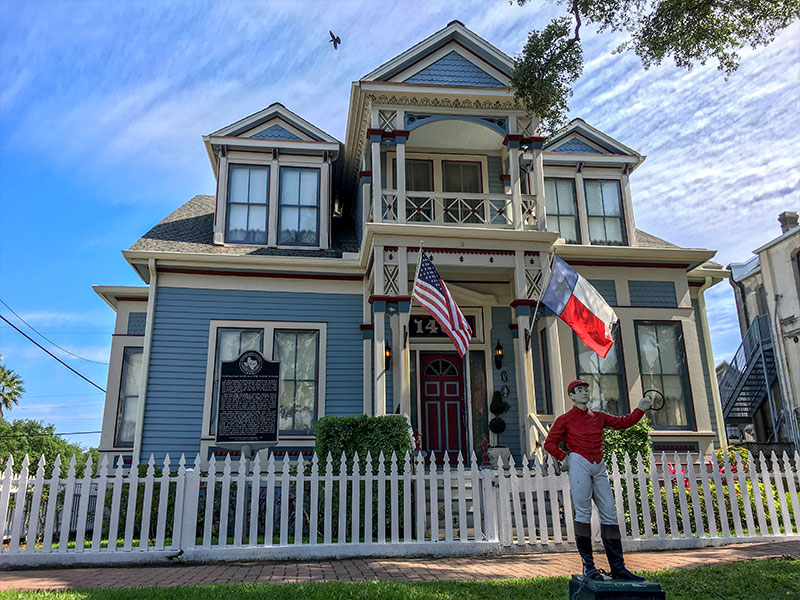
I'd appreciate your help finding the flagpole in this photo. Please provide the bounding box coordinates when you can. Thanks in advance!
[530,249,557,327]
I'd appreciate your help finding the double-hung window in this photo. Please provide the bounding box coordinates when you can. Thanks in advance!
[545,178,580,243]
[443,161,482,223]
[278,167,320,246]
[226,165,270,244]
[207,322,324,439]
[114,347,144,447]
[274,330,319,434]
[634,321,694,429]
[584,180,626,245]
[573,329,625,415]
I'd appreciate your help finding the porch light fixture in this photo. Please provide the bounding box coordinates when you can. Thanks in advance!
[494,340,504,369]
[385,343,392,371]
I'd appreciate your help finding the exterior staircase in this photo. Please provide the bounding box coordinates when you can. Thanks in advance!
[720,314,779,429]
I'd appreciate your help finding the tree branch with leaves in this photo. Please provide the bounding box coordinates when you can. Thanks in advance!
[511,0,800,134]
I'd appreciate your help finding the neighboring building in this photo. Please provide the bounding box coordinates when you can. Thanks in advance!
[724,211,800,446]
[95,21,729,468]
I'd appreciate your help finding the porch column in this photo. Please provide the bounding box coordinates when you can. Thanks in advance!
[505,133,524,230]
[368,115,383,223]
[396,247,412,417]
[529,136,547,232]
[396,118,408,224]
[513,251,537,457]
[373,245,388,416]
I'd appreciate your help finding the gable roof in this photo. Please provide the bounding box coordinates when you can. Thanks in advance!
[543,118,645,170]
[361,20,513,86]
[209,102,339,143]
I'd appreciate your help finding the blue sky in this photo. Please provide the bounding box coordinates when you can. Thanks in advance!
[1,1,798,448]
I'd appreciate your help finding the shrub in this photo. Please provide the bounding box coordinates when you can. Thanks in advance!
[488,391,510,436]
[315,414,412,471]
[603,417,653,471]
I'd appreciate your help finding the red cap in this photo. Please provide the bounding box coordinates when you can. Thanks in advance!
[567,379,590,395]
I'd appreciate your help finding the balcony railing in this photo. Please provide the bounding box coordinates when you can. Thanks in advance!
[375,189,538,229]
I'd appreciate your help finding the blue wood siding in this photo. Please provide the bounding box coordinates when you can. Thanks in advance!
[692,298,719,447]
[127,312,147,335]
[405,51,505,88]
[552,137,602,153]
[587,280,617,305]
[491,307,521,460]
[141,287,363,464]
[251,124,302,141]
[628,281,677,307]
[530,324,548,414]
[487,155,504,194]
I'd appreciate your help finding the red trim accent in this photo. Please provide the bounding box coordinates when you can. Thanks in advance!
[114,296,148,302]
[367,128,384,138]
[395,295,412,302]
[369,294,392,304]
[688,281,704,287]
[499,174,510,182]
[359,170,372,178]
[157,267,362,281]
[510,299,538,308]
[394,129,410,137]
[384,246,398,252]
[359,324,374,331]
[409,247,514,256]
[508,324,518,330]
[503,134,523,146]
[653,444,698,453]
[271,449,314,457]
[565,260,691,269]
[528,135,547,143]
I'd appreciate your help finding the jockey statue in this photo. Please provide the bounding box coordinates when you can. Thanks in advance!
[544,379,653,582]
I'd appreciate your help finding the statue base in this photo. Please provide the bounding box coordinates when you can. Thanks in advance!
[568,574,666,599]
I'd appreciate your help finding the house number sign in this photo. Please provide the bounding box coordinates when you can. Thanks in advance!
[411,315,476,339]
[216,350,280,446]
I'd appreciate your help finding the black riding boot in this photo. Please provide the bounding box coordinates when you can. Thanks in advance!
[575,522,602,580]
[601,524,645,582]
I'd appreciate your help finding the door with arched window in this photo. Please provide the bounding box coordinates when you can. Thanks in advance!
[419,352,468,464]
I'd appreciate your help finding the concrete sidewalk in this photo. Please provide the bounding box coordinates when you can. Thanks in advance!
[0,539,798,591]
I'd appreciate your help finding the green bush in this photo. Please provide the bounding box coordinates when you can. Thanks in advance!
[603,417,653,471]
[315,415,412,471]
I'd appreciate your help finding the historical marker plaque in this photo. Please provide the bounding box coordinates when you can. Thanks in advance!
[216,350,280,445]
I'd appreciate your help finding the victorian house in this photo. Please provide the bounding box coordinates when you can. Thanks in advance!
[94,21,729,468]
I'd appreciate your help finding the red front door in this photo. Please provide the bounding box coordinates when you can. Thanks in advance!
[420,352,468,464]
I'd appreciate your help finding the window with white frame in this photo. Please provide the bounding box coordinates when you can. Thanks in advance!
[573,329,625,415]
[391,159,434,191]
[634,321,694,429]
[584,179,626,245]
[226,165,270,244]
[274,330,319,434]
[207,322,324,438]
[545,178,580,244]
[442,161,482,193]
[278,167,320,246]
[114,347,144,447]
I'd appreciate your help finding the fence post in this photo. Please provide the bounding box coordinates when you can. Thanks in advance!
[179,455,200,550]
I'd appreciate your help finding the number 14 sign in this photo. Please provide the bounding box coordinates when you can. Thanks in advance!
[411,315,476,339]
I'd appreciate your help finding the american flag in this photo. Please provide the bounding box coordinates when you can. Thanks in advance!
[412,251,472,356]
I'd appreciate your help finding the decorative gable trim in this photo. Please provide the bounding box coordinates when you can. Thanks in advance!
[362,21,513,84]
[549,135,605,154]
[395,46,507,87]
[250,123,303,141]
[545,119,641,158]
[210,103,339,143]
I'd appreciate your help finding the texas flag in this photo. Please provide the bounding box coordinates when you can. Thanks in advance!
[540,255,618,358]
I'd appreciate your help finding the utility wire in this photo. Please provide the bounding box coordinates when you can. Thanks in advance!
[0,315,106,393]
[0,299,109,364]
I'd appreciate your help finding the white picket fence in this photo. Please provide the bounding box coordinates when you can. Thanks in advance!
[1,450,798,567]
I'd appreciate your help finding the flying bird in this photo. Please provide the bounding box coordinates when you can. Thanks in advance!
[329,30,341,50]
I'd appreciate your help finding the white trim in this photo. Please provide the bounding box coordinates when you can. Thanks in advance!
[132,259,157,465]
[200,320,328,461]
[157,273,362,295]
[210,103,340,143]
[360,81,513,97]
[204,136,339,153]
[240,117,313,142]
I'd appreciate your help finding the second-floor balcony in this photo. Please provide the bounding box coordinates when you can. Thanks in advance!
[372,189,538,229]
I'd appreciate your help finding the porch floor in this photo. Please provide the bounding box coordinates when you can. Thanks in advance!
[1,539,798,591]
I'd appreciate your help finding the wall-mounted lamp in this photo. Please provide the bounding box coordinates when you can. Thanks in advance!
[385,343,392,371]
[494,340,504,369]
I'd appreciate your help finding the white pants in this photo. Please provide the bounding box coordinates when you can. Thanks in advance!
[568,452,618,525]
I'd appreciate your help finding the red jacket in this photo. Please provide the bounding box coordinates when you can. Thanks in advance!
[544,406,645,463]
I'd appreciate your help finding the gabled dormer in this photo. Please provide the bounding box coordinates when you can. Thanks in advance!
[538,119,645,247]
[203,103,341,250]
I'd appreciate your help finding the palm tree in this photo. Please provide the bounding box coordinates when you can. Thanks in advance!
[0,363,24,418]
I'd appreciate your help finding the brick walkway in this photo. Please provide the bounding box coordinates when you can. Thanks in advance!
[0,540,798,591]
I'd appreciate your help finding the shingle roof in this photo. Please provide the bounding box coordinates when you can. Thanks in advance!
[129,195,721,269]
[128,195,358,258]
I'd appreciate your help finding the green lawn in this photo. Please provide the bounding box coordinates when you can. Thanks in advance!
[0,558,797,600]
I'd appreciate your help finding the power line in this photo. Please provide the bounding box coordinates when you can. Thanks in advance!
[0,299,109,365]
[0,315,106,393]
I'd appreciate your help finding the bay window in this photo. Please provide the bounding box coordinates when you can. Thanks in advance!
[278,167,320,246]
[114,347,144,447]
[226,165,270,244]
[634,321,694,429]
[584,179,626,245]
